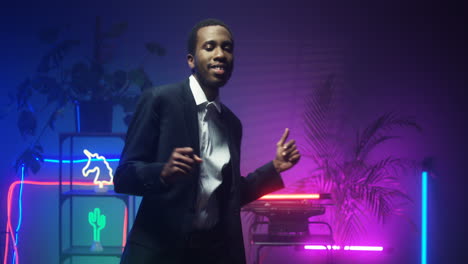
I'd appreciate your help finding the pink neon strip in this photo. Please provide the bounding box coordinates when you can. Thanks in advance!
[259,194,320,200]
[344,246,383,251]
[123,206,128,250]
[4,181,126,264]
[304,245,341,250]
[4,180,20,264]
[304,245,383,251]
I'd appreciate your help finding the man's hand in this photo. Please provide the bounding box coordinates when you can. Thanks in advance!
[160,147,202,184]
[273,128,301,173]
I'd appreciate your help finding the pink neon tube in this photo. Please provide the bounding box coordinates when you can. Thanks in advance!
[259,194,320,200]
[3,181,127,264]
[344,246,383,251]
[304,245,341,250]
[304,245,383,251]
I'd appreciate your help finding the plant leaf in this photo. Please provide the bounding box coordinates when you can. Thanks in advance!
[355,112,422,160]
[31,76,60,95]
[16,79,32,110]
[17,110,37,138]
[70,62,92,96]
[14,144,44,174]
[37,39,80,73]
[128,68,153,90]
[48,107,65,130]
[111,70,127,92]
[145,42,166,56]
[103,22,128,38]
[37,27,61,44]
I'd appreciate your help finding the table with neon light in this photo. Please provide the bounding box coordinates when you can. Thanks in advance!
[243,193,334,264]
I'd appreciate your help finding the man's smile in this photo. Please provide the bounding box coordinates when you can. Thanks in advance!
[209,64,227,75]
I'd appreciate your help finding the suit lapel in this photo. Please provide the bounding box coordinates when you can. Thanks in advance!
[220,107,237,162]
[181,79,200,156]
[220,104,239,194]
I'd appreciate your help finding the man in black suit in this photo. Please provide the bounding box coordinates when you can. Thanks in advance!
[114,18,300,264]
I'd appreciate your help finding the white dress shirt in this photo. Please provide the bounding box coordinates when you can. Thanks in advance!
[189,75,231,230]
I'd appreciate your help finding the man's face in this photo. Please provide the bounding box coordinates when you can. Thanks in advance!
[188,25,234,89]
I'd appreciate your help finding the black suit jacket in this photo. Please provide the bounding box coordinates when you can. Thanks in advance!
[114,79,284,263]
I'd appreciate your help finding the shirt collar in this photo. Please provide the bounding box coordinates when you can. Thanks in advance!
[189,75,222,113]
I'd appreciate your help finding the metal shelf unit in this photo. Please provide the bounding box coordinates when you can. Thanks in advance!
[58,133,130,264]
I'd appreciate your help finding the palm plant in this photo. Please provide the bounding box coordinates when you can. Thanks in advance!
[297,74,422,243]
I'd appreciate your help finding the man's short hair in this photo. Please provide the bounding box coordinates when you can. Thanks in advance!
[187,18,233,56]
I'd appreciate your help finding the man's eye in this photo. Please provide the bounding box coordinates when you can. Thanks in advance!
[223,45,233,52]
[204,45,214,51]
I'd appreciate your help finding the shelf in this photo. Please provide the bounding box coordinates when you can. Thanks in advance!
[61,190,127,197]
[252,234,334,245]
[58,132,131,263]
[62,246,124,256]
[59,132,126,140]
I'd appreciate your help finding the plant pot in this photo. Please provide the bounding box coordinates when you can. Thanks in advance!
[75,100,113,133]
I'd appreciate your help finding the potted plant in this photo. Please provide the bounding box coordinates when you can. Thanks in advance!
[2,16,165,174]
[294,74,422,244]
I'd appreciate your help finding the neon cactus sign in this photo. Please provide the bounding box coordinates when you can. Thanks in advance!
[88,208,106,252]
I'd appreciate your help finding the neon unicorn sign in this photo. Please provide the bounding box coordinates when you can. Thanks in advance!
[82,149,114,191]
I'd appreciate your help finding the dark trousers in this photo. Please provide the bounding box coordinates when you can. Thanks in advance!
[120,225,233,264]
[119,242,183,264]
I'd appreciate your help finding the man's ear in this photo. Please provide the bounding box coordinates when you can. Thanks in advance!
[187,54,195,70]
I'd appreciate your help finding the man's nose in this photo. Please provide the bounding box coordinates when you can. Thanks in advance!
[213,47,226,59]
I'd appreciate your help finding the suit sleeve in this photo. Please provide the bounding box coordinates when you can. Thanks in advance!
[239,161,284,207]
[113,89,169,196]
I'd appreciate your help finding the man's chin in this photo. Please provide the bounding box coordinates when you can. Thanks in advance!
[195,72,230,89]
[208,77,229,89]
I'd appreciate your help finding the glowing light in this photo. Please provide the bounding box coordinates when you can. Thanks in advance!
[304,245,382,251]
[82,149,114,189]
[4,181,128,264]
[88,208,106,242]
[44,158,120,164]
[422,171,428,264]
[304,245,328,250]
[344,246,383,251]
[12,165,25,264]
[304,245,341,250]
[259,194,320,200]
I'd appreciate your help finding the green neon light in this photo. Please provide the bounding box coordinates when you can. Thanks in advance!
[88,208,106,242]
[82,149,114,189]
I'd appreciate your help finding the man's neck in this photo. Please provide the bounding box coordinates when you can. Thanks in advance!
[201,86,219,102]
[194,75,219,102]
